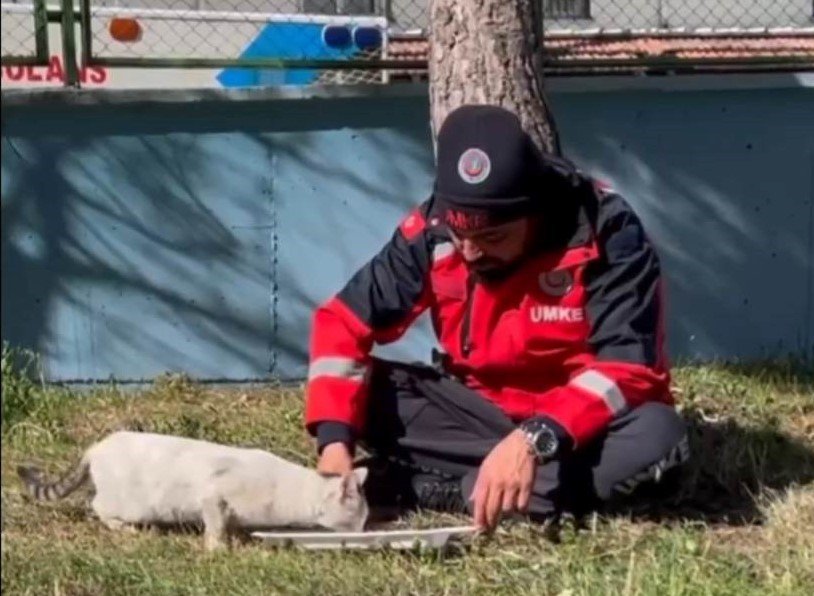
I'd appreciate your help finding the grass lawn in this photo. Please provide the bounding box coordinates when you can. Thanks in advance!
[2,349,813,595]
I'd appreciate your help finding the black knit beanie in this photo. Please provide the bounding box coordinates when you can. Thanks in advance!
[432,105,545,232]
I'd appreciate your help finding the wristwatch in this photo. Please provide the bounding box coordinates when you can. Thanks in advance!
[520,419,560,462]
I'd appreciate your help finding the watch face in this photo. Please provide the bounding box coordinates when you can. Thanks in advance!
[522,420,559,459]
[535,427,558,457]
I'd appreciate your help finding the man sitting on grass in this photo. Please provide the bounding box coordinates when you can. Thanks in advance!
[304,105,689,531]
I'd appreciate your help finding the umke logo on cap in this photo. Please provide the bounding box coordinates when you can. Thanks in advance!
[445,210,489,231]
[457,148,491,185]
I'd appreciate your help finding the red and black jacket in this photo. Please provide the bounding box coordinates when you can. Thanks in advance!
[305,174,672,456]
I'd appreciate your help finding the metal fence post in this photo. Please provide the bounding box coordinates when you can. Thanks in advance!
[60,0,80,87]
[80,0,92,70]
[533,0,545,41]
[33,0,49,63]
[533,0,545,65]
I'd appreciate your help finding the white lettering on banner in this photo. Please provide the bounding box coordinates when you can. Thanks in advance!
[529,305,585,323]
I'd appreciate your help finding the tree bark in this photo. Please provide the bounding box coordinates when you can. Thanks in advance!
[428,0,561,156]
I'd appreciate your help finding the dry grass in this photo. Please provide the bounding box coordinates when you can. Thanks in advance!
[2,348,813,595]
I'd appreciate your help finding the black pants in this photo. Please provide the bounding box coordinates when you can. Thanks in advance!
[361,359,689,516]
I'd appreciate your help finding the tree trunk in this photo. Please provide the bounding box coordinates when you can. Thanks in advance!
[428,0,561,156]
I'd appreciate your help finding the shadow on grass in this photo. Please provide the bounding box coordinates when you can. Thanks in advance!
[612,411,814,525]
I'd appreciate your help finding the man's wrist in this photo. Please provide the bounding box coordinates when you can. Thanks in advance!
[315,421,355,455]
[519,416,572,461]
[511,428,538,461]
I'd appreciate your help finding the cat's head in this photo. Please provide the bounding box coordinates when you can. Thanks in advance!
[317,468,369,532]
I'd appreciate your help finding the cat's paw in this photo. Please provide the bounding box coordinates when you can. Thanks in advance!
[101,517,138,533]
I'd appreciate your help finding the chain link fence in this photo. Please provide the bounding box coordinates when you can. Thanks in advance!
[1,0,49,65]
[540,0,814,74]
[386,0,814,32]
[78,0,401,84]
[543,0,813,32]
[2,1,813,80]
[83,0,814,73]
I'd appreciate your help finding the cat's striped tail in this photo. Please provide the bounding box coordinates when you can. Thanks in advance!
[17,459,89,501]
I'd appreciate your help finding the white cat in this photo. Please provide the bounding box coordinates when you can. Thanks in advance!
[18,431,369,550]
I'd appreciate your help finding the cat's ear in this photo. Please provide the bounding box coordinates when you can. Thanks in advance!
[340,468,367,502]
[352,467,368,486]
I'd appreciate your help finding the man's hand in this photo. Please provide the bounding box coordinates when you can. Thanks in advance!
[471,429,536,531]
[317,442,354,476]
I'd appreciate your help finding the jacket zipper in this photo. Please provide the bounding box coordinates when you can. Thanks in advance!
[460,274,476,357]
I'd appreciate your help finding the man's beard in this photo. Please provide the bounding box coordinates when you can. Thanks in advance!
[468,257,523,284]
